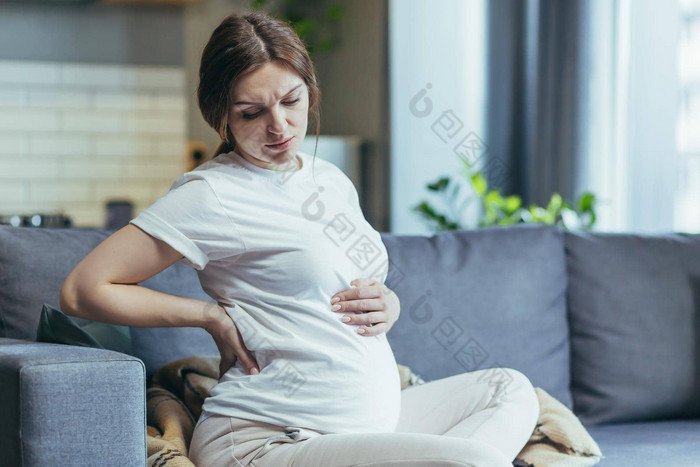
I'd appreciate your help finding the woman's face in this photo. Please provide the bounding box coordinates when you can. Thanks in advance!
[228,61,309,171]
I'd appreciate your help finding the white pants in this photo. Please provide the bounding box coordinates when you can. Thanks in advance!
[189,367,540,467]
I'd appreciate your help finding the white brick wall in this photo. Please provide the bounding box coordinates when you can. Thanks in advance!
[0,60,188,228]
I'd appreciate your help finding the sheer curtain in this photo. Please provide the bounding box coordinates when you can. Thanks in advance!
[586,0,682,233]
[578,0,631,232]
[388,0,487,234]
[676,0,700,232]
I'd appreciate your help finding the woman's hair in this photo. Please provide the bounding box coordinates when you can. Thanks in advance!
[197,11,321,173]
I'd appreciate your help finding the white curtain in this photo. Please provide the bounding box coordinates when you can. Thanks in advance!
[388,0,487,235]
[580,0,683,233]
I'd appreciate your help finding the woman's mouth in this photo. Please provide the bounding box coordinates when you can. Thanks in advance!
[266,136,294,151]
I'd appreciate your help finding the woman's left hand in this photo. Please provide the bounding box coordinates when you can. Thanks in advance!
[330,278,400,336]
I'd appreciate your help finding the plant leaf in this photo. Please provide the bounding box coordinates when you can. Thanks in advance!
[503,195,521,213]
[548,193,563,212]
[427,177,450,192]
[577,192,596,212]
[325,4,344,20]
[471,173,488,196]
[485,190,503,207]
[250,0,268,9]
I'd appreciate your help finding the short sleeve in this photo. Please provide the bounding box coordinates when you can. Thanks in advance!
[129,175,246,271]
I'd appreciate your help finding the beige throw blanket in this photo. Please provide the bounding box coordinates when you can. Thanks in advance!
[145,356,603,466]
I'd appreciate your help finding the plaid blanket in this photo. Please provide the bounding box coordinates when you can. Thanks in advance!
[145,357,602,467]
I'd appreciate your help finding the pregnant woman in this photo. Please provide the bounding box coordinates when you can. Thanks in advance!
[60,11,539,467]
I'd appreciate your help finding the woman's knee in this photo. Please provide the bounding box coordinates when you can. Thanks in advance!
[497,368,540,426]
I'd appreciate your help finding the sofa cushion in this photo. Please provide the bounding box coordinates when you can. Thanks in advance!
[565,231,700,425]
[584,420,700,466]
[381,224,572,409]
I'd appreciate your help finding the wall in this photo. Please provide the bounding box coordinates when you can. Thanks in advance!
[0,3,188,228]
[0,3,182,65]
[183,0,246,154]
[311,0,390,231]
[0,59,187,228]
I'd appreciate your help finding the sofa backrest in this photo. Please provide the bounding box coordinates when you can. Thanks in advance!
[0,223,573,406]
[0,225,114,339]
[4,223,698,425]
[564,230,700,426]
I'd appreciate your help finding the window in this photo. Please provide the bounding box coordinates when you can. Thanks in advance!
[675,0,700,232]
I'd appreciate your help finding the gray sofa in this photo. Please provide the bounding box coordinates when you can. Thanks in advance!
[1,223,698,466]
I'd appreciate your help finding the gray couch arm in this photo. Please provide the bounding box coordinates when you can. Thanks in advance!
[0,338,146,467]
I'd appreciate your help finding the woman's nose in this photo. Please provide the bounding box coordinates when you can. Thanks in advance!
[267,105,288,134]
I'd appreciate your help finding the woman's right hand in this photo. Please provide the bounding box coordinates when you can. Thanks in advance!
[205,304,260,378]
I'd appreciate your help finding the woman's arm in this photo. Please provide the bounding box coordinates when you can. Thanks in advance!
[59,223,225,330]
[59,222,259,377]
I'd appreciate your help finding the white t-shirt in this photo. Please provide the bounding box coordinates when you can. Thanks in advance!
[129,149,401,435]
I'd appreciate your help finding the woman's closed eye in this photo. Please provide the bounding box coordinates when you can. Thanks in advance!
[242,98,301,119]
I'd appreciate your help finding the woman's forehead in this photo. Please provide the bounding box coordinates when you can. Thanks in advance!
[234,63,305,103]
[234,83,304,106]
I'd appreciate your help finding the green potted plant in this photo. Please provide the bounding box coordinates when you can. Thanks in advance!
[413,160,597,232]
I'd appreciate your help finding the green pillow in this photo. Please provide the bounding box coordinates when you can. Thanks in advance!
[36,302,133,355]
